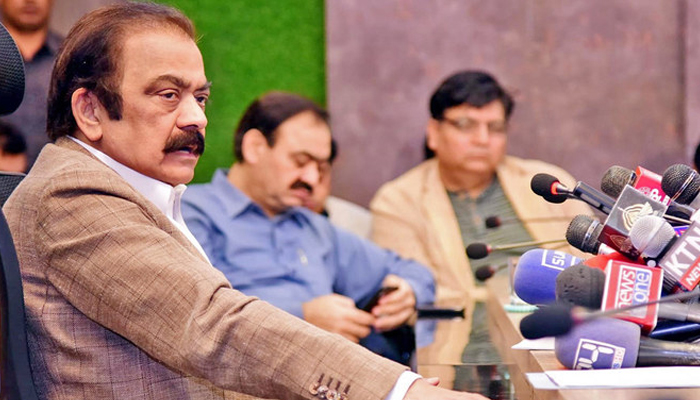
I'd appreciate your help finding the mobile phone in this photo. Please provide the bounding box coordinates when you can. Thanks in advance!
[360,286,398,312]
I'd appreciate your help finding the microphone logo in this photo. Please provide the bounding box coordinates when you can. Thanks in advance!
[539,250,578,271]
[573,339,626,370]
[621,202,655,231]
[613,266,653,318]
[608,233,636,253]
[660,222,700,291]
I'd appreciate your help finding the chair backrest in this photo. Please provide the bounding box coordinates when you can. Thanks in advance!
[0,172,24,207]
[0,172,39,400]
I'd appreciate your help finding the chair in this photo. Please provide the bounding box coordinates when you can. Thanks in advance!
[0,172,24,207]
[0,172,39,400]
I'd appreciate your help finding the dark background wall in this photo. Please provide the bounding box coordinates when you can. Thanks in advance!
[328,0,700,206]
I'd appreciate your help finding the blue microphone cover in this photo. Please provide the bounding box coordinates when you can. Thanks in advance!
[555,317,640,369]
[513,249,581,305]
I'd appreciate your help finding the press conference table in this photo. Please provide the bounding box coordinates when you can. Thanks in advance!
[414,274,700,400]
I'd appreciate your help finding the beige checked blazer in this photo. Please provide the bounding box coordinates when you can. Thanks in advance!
[4,137,406,400]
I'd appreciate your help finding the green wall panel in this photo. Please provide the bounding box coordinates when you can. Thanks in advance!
[158,0,326,183]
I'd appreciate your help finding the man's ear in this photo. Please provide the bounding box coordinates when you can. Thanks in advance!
[426,119,440,152]
[71,88,105,142]
[240,129,269,164]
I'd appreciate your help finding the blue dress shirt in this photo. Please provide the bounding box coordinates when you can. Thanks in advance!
[182,169,435,318]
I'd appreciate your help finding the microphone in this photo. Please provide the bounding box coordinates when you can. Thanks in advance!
[484,214,573,229]
[597,184,676,259]
[602,165,672,205]
[565,214,616,255]
[602,166,693,225]
[474,264,507,281]
[465,238,567,259]
[555,263,607,309]
[628,214,677,259]
[661,164,700,210]
[520,288,700,339]
[512,248,581,305]
[530,174,568,204]
[555,317,700,369]
[530,173,615,214]
[629,215,700,292]
[0,23,25,116]
[557,259,676,333]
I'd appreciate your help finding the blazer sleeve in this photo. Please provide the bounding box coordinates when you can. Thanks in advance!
[35,169,407,400]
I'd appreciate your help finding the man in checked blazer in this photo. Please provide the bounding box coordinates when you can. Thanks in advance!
[2,2,486,400]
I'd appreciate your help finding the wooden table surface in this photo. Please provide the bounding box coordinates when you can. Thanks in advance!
[415,274,700,400]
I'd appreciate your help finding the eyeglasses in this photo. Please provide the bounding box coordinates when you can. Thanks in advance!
[439,116,507,135]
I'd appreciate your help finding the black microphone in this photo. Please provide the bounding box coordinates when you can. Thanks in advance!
[555,263,606,309]
[520,289,700,339]
[531,173,615,214]
[484,214,573,229]
[0,23,25,116]
[662,164,700,210]
[565,214,616,255]
[556,262,700,326]
[474,264,507,281]
[465,239,567,259]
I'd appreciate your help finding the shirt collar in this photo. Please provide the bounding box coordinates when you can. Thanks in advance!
[69,136,186,221]
[210,168,311,225]
[210,168,255,218]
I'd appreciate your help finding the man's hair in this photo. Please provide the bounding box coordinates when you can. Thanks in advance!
[0,121,26,154]
[429,70,515,120]
[47,2,195,141]
[234,91,329,162]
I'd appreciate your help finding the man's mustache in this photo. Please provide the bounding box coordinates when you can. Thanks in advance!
[163,130,205,156]
[291,180,313,194]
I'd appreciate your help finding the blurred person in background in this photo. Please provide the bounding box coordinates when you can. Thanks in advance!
[0,0,61,168]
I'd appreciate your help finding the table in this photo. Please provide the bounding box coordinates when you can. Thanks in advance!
[415,274,700,400]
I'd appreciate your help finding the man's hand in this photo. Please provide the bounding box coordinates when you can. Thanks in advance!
[404,378,489,400]
[371,274,416,332]
[302,294,375,342]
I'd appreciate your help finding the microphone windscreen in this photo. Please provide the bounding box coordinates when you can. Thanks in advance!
[474,265,495,281]
[554,317,640,369]
[662,164,700,205]
[555,263,605,308]
[484,215,501,228]
[0,23,25,116]
[566,215,602,254]
[628,215,675,258]
[513,248,581,305]
[520,303,575,339]
[531,173,559,197]
[465,243,489,259]
[601,166,634,198]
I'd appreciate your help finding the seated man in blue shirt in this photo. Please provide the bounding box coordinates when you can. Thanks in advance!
[182,91,435,364]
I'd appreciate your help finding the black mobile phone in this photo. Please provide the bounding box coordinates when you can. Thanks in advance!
[360,286,398,312]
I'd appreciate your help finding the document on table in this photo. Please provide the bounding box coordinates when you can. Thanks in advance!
[527,366,700,389]
[511,338,554,350]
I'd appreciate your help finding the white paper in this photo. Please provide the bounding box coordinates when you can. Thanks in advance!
[527,366,700,389]
[511,338,555,350]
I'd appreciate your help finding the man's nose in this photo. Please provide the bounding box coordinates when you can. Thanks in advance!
[178,95,208,132]
[472,123,490,143]
[300,162,321,186]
